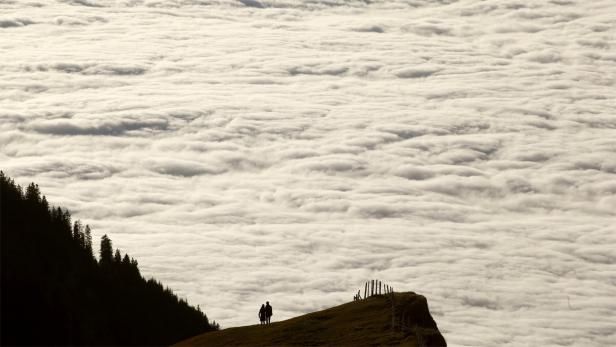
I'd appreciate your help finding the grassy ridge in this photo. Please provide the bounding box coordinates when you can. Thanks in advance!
[175,292,446,347]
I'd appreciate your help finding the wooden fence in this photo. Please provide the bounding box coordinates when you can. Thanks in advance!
[353,279,394,301]
[352,281,427,346]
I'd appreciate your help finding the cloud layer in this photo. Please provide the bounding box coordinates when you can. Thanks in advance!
[2,0,615,346]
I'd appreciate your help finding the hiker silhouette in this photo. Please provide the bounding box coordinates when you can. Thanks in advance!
[265,301,273,324]
[258,304,266,325]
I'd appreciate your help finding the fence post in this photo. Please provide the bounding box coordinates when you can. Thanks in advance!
[371,280,374,297]
[364,282,368,299]
[379,281,382,295]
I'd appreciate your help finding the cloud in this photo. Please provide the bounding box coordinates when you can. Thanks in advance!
[287,64,349,76]
[351,25,385,33]
[291,156,366,174]
[29,118,168,136]
[53,15,108,26]
[1,0,615,346]
[402,23,452,36]
[391,165,434,180]
[237,0,265,8]
[394,66,442,79]
[146,158,224,177]
[4,158,120,180]
[0,18,35,28]
[461,294,500,310]
[61,0,104,7]
[30,63,148,75]
[521,50,563,64]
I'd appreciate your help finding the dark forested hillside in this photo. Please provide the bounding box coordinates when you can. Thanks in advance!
[0,172,218,346]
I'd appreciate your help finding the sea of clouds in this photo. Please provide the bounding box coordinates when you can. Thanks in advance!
[2,0,615,345]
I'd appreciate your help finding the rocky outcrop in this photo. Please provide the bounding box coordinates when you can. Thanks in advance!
[175,291,446,347]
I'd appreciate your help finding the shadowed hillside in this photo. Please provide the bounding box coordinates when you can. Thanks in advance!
[175,292,446,347]
[0,172,218,346]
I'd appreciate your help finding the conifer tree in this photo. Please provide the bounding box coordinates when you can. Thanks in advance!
[60,208,71,231]
[41,196,49,212]
[2,173,218,346]
[114,249,122,264]
[73,221,84,247]
[100,234,113,267]
[84,225,93,258]
[25,183,40,202]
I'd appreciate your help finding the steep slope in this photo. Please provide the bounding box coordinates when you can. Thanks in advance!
[0,172,217,346]
[175,292,446,347]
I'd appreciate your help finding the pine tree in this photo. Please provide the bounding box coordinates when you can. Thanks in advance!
[24,183,40,202]
[73,221,84,248]
[130,258,140,277]
[122,254,131,266]
[60,208,71,232]
[41,196,49,212]
[84,225,93,258]
[114,249,122,264]
[99,234,113,267]
[2,173,218,346]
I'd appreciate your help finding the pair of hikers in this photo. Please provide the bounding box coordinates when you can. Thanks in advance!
[258,301,273,325]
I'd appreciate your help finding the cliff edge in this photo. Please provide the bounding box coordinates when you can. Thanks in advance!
[175,292,446,347]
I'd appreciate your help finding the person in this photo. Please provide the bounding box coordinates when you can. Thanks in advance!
[258,304,266,325]
[265,301,273,324]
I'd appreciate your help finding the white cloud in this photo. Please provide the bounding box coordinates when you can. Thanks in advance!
[2,0,616,346]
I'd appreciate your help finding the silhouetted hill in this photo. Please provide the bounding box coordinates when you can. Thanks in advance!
[175,292,446,347]
[0,172,218,346]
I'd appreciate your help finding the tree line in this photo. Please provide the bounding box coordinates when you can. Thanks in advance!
[0,171,218,346]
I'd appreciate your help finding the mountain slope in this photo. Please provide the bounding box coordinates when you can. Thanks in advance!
[175,292,446,347]
[0,172,217,345]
